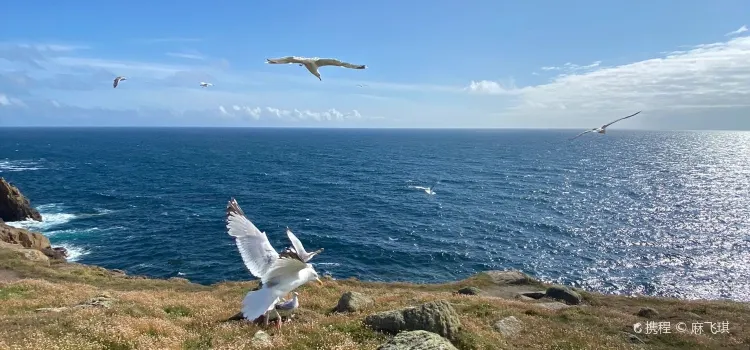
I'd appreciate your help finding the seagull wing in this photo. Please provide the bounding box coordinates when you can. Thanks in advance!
[602,111,641,129]
[262,257,309,286]
[569,129,595,140]
[266,56,306,65]
[226,198,279,278]
[286,228,312,261]
[314,58,366,69]
[113,77,119,88]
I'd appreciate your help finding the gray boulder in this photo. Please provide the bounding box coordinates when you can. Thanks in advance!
[545,286,582,305]
[494,316,523,337]
[377,330,458,350]
[364,300,461,340]
[636,307,659,318]
[334,291,374,313]
[456,287,481,295]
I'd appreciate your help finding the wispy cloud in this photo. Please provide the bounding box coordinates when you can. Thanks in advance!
[465,36,750,128]
[725,25,748,37]
[464,79,519,95]
[134,37,203,44]
[166,52,206,60]
[538,61,602,73]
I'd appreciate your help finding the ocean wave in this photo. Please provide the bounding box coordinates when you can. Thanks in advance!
[58,243,89,262]
[0,159,45,172]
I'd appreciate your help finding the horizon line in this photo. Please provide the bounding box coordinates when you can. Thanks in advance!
[0,126,749,132]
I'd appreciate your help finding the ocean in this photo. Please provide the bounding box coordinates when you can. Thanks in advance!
[1,127,748,302]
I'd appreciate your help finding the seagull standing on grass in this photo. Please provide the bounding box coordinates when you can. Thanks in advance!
[113,76,126,88]
[200,82,213,88]
[265,56,367,81]
[570,111,642,140]
[225,198,324,331]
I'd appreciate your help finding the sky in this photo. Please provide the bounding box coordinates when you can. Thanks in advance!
[1,1,750,129]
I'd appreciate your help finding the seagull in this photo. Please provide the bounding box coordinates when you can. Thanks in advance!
[414,181,439,195]
[357,84,368,87]
[570,111,642,140]
[225,198,324,330]
[280,227,324,262]
[272,291,300,326]
[200,82,213,88]
[265,56,367,81]
[113,76,126,88]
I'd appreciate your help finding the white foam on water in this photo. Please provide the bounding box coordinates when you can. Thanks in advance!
[4,211,77,231]
[58,243,88,262]
[0,159,45,172]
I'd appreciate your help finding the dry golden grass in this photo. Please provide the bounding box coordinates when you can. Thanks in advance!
[0,247,748,350]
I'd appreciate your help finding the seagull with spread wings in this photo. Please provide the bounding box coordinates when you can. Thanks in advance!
[113,76,127,88]
[265,56,367,81]
[570,111,642,140]
[225,198,324,330]
[414,181,439,195]
[200,82,213,88]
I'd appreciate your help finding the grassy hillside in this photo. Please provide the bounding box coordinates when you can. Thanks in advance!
[0,246,748,350]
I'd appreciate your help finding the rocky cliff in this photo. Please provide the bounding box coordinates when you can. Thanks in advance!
[0,177,42,222]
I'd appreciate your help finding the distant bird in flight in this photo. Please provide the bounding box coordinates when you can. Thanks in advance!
[200,82,213,88]
[113,76,127,88]
[570,111,642,140]
[414,181,439,195]
[265,56,367,81]
[357,84,368,87]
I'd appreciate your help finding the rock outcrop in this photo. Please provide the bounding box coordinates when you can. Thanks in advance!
[334,291,374,313]
[377,330,458,350]
[456,286,481,295]
[0,223,67,261]
[0,178,42,222]
[364,300,461,340]
[545,286,582,305]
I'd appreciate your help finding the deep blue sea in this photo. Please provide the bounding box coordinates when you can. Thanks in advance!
[1,128,748,302]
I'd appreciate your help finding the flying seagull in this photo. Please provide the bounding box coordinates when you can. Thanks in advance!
[414,181,439,195]
[225,198,324,329]
[570,111,642,140]
[113,76,127,88]
[265,56,367,81]
[280,227,324,262]
[200,82,213,88]
[357,84,368,87]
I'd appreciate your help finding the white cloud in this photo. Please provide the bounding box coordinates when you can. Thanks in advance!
[465,36,750,127]
[465,79,518,95]
[725,25,748,37]
[538,61,602,73]
[166,52,206,60]
[217,105,365,122]
[0,93,25,107]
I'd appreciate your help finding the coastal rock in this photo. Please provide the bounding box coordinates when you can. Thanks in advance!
[0,223,51,251]
[636,307,659,318]
[334,291,374,313]
[494,316,523,337]
[41,247,68,261]
[377,330,458,350]
[252,330,272,346]
[483,270,540,285]
[364,300,461,340]
[0,241,50,264]
[545,286,582,305]
[456,287,481,296]
[519,291,546,299]
[0,178,42,222]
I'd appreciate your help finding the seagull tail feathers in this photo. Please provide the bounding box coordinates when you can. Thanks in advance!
[241,287,278,321]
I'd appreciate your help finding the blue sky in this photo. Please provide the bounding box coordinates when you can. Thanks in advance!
[1,0,750,129]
